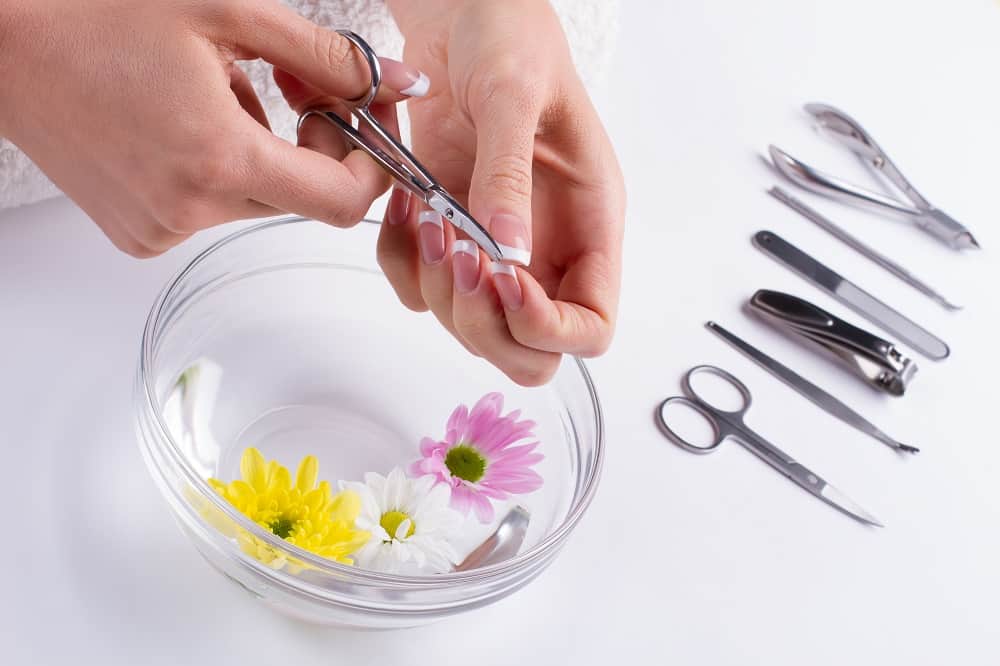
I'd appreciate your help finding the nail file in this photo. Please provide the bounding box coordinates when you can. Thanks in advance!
[752,230,950,360]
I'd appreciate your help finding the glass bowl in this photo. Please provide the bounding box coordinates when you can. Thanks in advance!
[134,216,604,628]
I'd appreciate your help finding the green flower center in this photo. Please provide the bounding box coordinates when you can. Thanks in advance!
[380,510,416,541]
[269,517,295,539]
[445,444,487,483]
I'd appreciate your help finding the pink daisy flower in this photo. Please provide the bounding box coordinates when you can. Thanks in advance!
[409,393,544,523]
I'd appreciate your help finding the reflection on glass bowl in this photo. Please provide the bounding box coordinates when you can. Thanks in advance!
[134,216,604,629]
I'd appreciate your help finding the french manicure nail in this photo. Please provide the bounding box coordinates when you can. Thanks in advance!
[418,211,445,264]
[378,57,431,97]
[490,262,523,311]
[386,186,409,225]
[452,240,481,293]
[489,214,531,266]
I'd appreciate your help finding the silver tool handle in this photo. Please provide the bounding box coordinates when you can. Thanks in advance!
[768,145,920,218]
[750,290,892,360]
[768,187,961,310]
[804,103,932,210]
[753,230,844,292]
[748,290,914,397]
[752,230,950,361]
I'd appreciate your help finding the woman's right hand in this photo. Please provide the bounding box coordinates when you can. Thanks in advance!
[0,0,421,257]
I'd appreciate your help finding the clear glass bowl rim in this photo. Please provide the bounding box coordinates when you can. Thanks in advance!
[138,215,605,589]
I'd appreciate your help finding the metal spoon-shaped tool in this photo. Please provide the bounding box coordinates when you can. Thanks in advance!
[453,506,531,572]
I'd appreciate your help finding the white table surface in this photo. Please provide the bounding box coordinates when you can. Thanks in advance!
[2,1,999,663]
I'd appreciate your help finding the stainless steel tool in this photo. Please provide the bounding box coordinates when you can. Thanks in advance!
[706,321,916,453]
[769,103,979,250]
[657,365,883,526]
[747,290,918,396]
[753,230,950,361]
[453,506,530,572]
[768,186,961,311]
[297,31,516,265]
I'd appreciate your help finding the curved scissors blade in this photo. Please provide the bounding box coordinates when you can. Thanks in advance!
[734,426,883,526]
[783,462,883,527]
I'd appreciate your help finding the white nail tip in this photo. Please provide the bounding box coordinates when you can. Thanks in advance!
[418,211,443,227]
[400,72,430,97]
[489,263,517,277]
[452,240,479,257]
[496,243,531,267]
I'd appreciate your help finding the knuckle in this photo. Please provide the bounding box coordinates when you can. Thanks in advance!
[114,236,159,259]
[186,141,237,195]
[507,359,558,387]
[481,154,533,202]
[316,28,356,74]
[474,55,537,100]
[319,196,364,227]
[453,313,494,345]
[581,328,613,357]
[159,200,215,234]
[203,0,252,38]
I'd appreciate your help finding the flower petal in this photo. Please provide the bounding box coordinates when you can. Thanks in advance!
[295,455,319,492]
[419,437,445,458]
[240,447,267,491]
[470,492,496,524]
[448,484,474,516]
[395,517,412,541]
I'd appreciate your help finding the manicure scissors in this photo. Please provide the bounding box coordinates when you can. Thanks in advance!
[656,365,882,526]
[297,30,512,264]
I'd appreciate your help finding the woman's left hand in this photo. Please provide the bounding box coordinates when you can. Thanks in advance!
[284,0,625,386]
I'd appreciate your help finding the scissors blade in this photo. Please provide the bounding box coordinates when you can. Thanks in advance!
[426,190,510,264]
[784,462,883,527]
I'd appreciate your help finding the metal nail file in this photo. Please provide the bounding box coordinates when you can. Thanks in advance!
[752,230,950,360]
[706,321,917,453]
[768,186,961,311]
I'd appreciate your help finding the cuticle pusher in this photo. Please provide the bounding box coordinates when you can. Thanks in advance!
[768,186,961,311]
[707,321,917,454]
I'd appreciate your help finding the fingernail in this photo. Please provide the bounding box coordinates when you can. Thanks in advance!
[387,186,410,225]
[379,57,430,97]
[418,211,445,264]
[490,214,531,266]
[490,262,523,311]
[452,240,481,293]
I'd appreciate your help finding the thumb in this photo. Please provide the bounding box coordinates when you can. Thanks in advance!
[467,97,540,267]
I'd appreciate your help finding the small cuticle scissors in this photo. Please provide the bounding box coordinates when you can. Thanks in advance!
[657,365,883,526]
[297,30,520,266]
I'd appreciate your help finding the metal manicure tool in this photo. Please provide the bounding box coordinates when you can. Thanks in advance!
[453,506,530,572]
[706,322,917,453]
[769,103,979,250]
[297,31,519,265]
[657,365,883,526]
[747,290,918,397]
[753,230,950,360]
[768,186,961,311]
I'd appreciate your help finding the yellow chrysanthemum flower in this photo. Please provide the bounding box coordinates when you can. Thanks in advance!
[207,448,369,571]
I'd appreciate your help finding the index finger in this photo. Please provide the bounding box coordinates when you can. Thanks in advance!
[218,1,405,104]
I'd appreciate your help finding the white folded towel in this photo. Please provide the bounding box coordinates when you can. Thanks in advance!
[0,0,619,211]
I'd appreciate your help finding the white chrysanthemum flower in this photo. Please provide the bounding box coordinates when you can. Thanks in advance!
[340,467,463,574]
